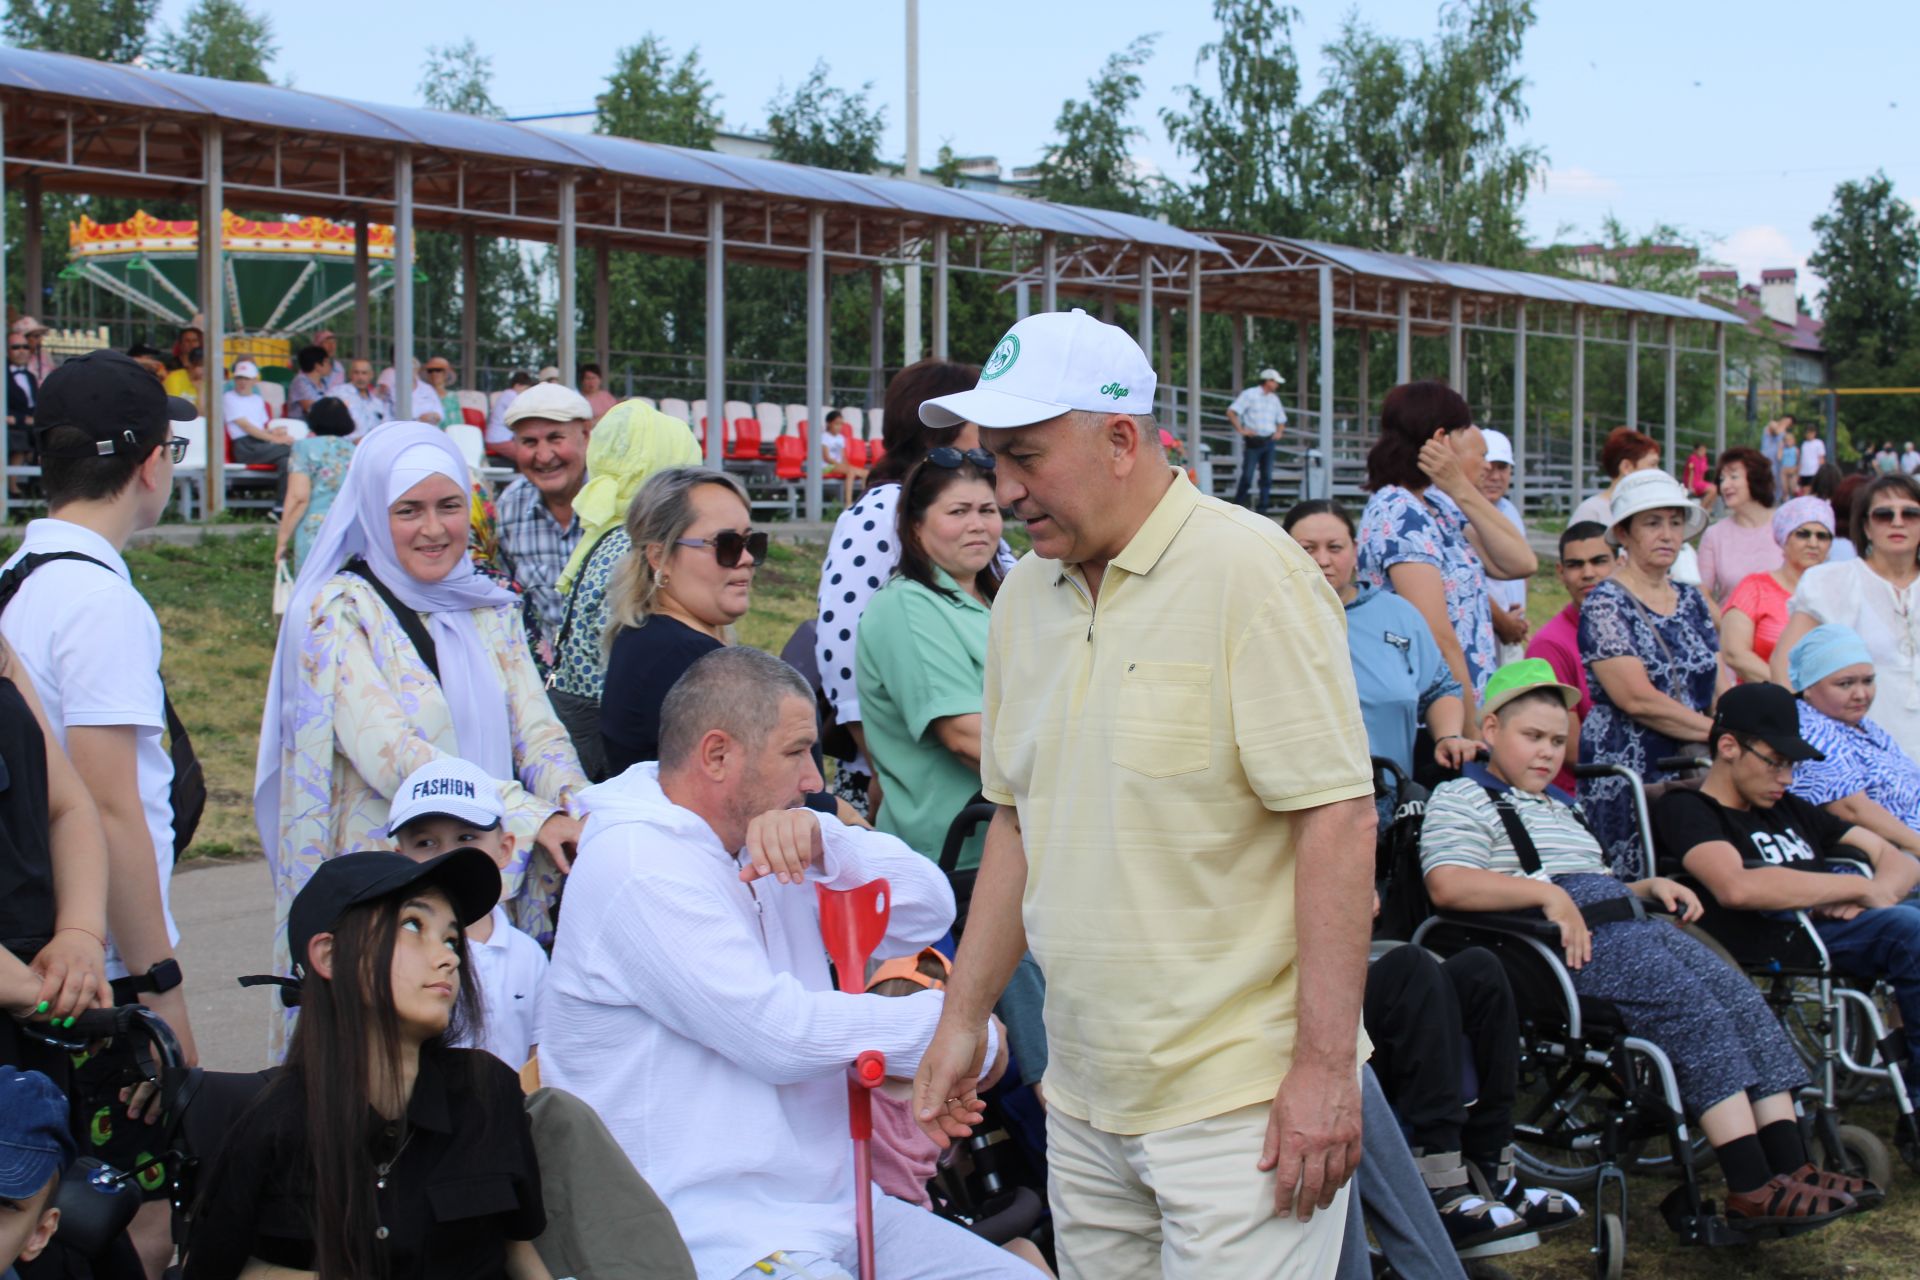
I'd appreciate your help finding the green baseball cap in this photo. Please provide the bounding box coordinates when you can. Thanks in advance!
[1482,658,1581,717]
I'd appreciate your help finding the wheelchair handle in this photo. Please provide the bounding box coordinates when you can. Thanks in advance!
[938,799,999,875]
[1655,753,1709,773]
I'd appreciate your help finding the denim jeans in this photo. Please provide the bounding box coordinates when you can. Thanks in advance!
[1233,434,1277,510]
[1814,898,1920,1063]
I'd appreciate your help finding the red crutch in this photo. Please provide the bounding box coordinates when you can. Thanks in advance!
[817,879,891,1280]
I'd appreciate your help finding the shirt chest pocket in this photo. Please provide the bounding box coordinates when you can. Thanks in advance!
[1112,661,1213,778]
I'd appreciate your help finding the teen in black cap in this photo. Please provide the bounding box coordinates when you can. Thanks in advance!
[185,850,552,1280]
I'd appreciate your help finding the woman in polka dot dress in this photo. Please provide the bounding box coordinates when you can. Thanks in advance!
[815,358,1016,818]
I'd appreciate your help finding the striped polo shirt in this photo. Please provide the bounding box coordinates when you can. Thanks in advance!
[1420,774,1610,880]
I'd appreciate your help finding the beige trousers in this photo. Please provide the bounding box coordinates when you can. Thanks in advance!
[1048,1101,1352,1280]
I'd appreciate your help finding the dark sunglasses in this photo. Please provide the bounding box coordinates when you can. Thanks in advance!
[1869,506,1920,524]
[926,446,995,471]
[675,529,768,568]
[1788,527,1833,542]
[6,344,27,352]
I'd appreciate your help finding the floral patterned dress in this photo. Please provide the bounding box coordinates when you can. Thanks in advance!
[1356,484,1497,696]
[1576,578,1720,877]
[287,436,354,573]
[266,575,586,1055]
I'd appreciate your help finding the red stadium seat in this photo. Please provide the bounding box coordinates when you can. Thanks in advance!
[729,417,762,461]
[775,435,805,481]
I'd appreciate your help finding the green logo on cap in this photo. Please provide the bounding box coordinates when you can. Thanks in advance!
[981,334,1020,381]
[1099,382,1129,400]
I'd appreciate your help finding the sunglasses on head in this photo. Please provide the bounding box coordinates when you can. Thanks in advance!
[925,446,995,471]
[675,528,768,568]
[1869,505,1920,525]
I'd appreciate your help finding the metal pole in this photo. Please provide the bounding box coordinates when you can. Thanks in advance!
[22,176,41,321]
[1714,323,1728,456]
[1158,305,1173,424]
[556,176,577,388]
[703,196,726,467]
[1356,327,1371,434]
[1135,258,1153,358]
[931,225,950,360]
[1318,265,1335,482]
[901,0,921,365]
[1663,317,1678,468]
[1041,234,1058,313]
[1230,316,1245,393]
[1512,302,1528,515]
[1295,323,1310,423]
[594,240,612,370]
[1625,315,1639,431]
[353,218,371,360]
[460,227,478,392]
[1571,304,1587,508]
[392,145,415,424]
[868,267,885,408]
[1015,281,1031,321]
[1396,285,1412,383]
[1448,293,1463,391]
[806,208,826,522]
[1186,255,1202,464]
[203,123,226,513]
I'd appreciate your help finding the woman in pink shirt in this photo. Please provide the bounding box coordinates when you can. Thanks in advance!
[1720,495,1834,683]
[1697,446,1782,604]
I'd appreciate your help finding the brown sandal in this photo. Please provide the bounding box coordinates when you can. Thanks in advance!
[1724,1172,1855,1227]
[1786,1161,1884,1210]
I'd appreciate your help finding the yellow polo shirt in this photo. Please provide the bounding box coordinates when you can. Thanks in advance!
[981,470,1373,1134]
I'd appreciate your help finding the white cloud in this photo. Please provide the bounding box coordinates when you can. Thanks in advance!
[1534,166,1620,199]
[1710,225,1824,303]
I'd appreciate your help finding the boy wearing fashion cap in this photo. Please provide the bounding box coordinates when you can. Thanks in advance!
[388,757,549,1070]
[913,310,1376,1277]
[1654,681,1920,1065]
[1228,365,1287,512]
[0,351,199,1276]
[0,1069,75,1276]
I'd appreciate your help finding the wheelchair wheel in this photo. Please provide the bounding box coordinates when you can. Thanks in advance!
[1773,976,1881,1104]
[1817,1123,1893,1192]
[1592,1212,1624,1280]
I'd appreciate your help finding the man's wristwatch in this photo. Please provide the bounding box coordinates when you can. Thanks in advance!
[114,958,183,997]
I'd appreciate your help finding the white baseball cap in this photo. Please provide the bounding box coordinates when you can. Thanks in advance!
[232,360,261,379]
[386,756,507,836]
[1482,428,1515,467]
[920,309,1157,430]
[1257,367,1283,384]
[505,382,592,428]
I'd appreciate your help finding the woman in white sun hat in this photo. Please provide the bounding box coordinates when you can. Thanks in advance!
[1576,467,1720,876]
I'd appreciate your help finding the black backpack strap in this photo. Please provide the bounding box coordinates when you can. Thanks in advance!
[343,557,439,679]
[1481,784,1544,876]
[0,551,204,857]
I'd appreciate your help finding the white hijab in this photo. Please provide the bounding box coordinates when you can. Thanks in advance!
[253,422,520,856]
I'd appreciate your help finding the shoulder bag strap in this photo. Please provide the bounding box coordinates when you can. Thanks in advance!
[342,557,439,679]
[544,526,619,689]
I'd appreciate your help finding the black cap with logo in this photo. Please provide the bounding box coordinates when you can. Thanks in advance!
[34,349,197,459]
[1712,682,1826,763]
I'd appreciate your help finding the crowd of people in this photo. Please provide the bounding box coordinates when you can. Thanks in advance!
[10,303,1920,1280]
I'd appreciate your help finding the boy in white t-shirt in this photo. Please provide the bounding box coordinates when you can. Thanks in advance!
[388,756,548,1071]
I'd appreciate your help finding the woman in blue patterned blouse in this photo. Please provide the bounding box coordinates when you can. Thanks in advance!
[1786,623,1920,859]
[1355,381,1538,719]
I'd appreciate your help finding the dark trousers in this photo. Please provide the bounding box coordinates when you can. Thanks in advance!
[1364,944,1518,1159]
[1816,898,1920,1064]
[1232,434,1276,510]
[232,433,292,504]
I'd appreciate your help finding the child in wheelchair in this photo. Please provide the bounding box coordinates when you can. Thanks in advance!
[1418,660,1872,1228]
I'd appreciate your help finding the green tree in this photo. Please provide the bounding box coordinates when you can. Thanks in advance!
[1030,35,1160,215]
[3,0,154,62]
[597,36,722,149]
[152,0,277,83]
[1810,171,1920,371]
[765,61,886,172]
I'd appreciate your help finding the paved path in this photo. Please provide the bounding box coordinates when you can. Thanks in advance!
[172,858,275,1072]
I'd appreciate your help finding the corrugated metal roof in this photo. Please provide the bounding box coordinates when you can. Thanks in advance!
[0,46,1214,252]
[1285,237,1731,322]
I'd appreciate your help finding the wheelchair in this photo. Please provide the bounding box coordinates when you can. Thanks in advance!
[1374,756,1854,1280]
[1648,758,1920,1190]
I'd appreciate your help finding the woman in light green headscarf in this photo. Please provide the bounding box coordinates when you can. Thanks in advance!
[546,399,703,779]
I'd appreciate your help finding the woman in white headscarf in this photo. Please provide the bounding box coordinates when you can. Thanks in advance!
[254,421,586,1053]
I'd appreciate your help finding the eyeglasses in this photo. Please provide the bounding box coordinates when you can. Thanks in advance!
[926,446,995,471]
[6,344,26,352]
[1789,527,1834,542]
[164,437,191,464]
[675,529,768,568]
[1869,506,1920,525]
[1738,740,1795,777]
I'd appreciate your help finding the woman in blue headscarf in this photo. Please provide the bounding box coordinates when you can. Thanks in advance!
[254,421,586,1055]
[1786,623,1920,858]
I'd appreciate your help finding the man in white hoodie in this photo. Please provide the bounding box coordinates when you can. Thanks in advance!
[539,646,1027,1280]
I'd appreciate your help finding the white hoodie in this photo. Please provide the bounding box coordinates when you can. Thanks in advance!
[538,764,968,1278]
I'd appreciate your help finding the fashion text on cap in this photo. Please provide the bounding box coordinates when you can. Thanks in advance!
[385,755,508,835]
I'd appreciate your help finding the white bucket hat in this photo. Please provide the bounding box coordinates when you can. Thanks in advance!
[1606,468,1705,545]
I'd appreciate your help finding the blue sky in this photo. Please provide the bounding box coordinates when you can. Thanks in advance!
[219,0,1915,308]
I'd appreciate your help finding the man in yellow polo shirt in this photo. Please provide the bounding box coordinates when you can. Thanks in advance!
[912,310,1377,1278]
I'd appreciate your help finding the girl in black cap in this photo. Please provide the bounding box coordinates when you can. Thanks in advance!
[184,851,552,1280]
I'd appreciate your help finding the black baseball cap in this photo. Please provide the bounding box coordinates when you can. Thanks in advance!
[244,850,501,1007]
[1712,682,1826,763]
[34,349,197,459]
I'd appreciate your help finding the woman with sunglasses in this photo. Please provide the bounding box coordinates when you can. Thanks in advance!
[1772,473,1920,760]
[1719,497,1834,684]
[599,468,767,774]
